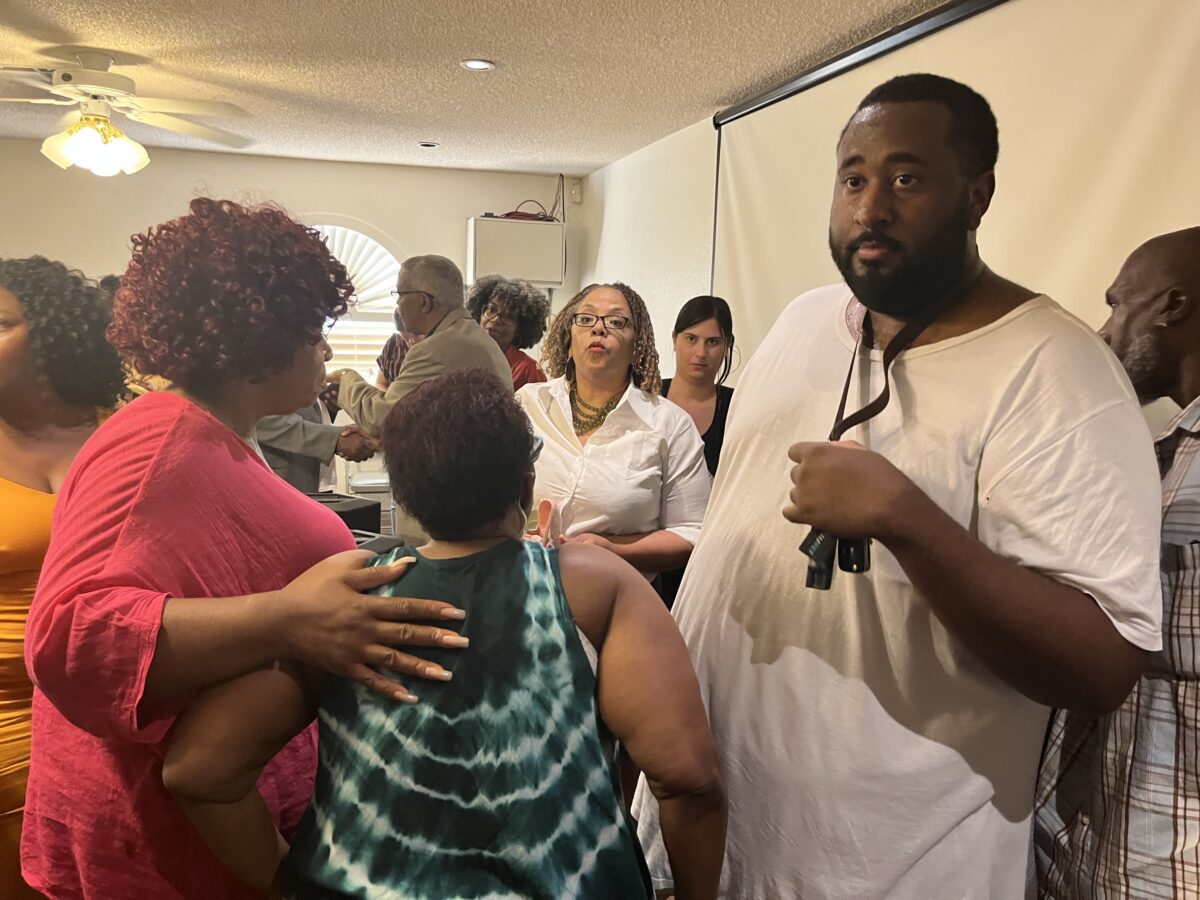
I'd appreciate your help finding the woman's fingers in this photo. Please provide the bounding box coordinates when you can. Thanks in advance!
[342,555,418,591]
[365,593,465,623]
[365,640,461,679]
[347,663,419,704]
[349,641,463,702]
[369,619,469,650]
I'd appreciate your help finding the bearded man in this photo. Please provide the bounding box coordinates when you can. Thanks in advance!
[1036,227,1200,899]
[631,74,1164,900]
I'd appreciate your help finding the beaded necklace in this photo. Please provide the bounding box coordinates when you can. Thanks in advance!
[570,385,622,435]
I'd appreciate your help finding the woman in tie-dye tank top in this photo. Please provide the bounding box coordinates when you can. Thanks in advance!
[163,368,726,899]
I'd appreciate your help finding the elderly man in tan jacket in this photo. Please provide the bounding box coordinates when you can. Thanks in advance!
[329,254,512,541]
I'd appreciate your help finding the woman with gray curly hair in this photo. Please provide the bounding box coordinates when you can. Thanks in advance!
[467,273,550,389]
[517,282,711,579]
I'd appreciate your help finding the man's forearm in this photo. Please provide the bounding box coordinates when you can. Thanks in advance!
[337,371,390,438]
[884,490,1147,714]
[255,414,341,463]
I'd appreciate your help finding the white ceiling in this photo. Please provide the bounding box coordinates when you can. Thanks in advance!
[0,0,946,176]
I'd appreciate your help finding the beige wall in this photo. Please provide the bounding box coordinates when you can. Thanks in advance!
[0,137,571,296]
[579,117,718,376]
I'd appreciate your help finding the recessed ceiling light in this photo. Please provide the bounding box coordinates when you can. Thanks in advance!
[417,141,440,149]
[460,59,496,71]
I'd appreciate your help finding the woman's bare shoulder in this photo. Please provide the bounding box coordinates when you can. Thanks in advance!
[556,542,628,649]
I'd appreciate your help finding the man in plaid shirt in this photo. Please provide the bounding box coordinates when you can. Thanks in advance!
[1036,226,1200,898]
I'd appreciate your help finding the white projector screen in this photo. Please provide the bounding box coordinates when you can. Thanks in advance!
[713,0,1200,390]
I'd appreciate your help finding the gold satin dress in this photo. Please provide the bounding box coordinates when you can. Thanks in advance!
[0,477,55,897]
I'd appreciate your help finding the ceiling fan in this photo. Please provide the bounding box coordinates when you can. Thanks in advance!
[0,50,250,175]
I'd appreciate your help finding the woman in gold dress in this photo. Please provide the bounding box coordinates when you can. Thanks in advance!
[0,258,126,895]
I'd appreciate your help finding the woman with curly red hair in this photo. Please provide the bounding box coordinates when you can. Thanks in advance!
[21,198,466,899]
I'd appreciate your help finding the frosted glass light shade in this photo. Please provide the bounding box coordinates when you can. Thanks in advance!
[40,115,150,176]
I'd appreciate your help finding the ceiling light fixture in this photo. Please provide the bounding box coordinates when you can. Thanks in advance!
[40,113,149,176]
[417,141,440,149]
[460,59,496,71]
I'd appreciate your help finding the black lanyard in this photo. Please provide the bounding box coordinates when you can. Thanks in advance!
[829,265,987,438]
[829,299,946,441]
[799,289,972,587]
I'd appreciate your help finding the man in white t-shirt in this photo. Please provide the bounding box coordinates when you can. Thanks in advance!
[632,74,1162,899]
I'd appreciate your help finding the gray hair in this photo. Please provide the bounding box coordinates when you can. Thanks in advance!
[401,255,464,309]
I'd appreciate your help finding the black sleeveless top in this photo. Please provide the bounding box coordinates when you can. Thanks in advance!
[661,379,734,477]
[658,380,734,607]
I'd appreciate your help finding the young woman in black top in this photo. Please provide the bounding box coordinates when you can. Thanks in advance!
[660,295,735,606]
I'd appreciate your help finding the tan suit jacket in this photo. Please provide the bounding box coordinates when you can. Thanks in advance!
[338,306,513,542]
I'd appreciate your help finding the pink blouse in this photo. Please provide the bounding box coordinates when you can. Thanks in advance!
[21,392,355,898]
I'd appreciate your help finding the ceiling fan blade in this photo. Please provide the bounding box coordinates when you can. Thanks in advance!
[0,67,55,90]
[0,69,59,104]
[0,97,76,105]
[116,96,247,118]
[124,110,252,148]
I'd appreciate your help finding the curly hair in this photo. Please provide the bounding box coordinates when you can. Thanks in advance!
[96,274,120,313]
[383,368,534,539]
[466,274,551,349]
[540,282,660,394]
[0,256,128,408]
[107,198,354,395]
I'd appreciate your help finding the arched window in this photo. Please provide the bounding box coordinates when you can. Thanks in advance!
[313,223,401,377]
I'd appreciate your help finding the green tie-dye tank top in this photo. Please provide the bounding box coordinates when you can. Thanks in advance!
[283,539,653,899]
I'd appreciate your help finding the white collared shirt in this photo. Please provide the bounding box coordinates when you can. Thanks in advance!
[516,376,711,548]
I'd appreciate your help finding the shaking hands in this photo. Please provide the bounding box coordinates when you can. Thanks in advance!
[336,425,378,462]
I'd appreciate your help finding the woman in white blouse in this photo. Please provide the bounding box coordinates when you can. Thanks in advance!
[517,282,711,575]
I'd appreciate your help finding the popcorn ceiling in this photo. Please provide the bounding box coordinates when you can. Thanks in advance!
[0,0,945,175]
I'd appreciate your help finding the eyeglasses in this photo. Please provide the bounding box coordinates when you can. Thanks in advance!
[571,313,630,331]
[530,433,544,463]
[391,290,436,304]
[481,303,516,323]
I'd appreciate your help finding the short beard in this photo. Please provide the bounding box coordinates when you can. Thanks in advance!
[1118,333,1167,404]
[829,203,972,318]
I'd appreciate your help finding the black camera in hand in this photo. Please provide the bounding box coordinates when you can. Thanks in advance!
[799,527,871,590]
[795,278,959,591]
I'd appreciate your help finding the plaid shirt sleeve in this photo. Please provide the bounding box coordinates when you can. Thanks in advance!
[1035,398,1200,899]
